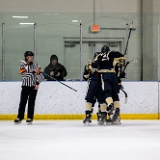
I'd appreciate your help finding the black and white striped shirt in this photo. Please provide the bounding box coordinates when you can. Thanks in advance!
[20,61,44,87]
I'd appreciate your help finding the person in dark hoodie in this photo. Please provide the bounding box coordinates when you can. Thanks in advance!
[44,54,67,81]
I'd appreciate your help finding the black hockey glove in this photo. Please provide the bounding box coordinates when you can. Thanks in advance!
[120,71,126,78]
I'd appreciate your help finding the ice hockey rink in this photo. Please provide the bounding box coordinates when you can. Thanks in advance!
[0,120,160,160]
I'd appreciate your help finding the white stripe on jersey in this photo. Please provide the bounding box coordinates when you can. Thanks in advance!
[20,61,44,87]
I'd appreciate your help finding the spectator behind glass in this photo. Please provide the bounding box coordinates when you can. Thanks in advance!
[44,54,67,81]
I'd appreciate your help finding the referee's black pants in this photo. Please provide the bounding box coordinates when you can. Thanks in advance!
[17,86,38,120]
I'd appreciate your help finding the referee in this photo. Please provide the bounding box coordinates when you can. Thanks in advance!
[14,51,44,124]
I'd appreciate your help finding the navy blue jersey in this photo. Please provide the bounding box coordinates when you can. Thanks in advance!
[92,51,125,70]
[83,64,101,80]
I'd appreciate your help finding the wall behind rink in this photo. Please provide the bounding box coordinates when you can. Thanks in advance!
[0,81,159,120]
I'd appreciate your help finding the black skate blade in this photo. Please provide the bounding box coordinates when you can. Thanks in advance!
[97,121,102,125]
[106,118,113,125]
[97,121,104,125]
[97,121,107,126]
[26,122,32,125]
[84,121,91,126]
[112,121,121,125]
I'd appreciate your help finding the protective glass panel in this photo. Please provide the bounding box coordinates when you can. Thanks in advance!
[81,12,143,81]
[4,13,34,80]
[36,13,81,80]
[0,13,2,81]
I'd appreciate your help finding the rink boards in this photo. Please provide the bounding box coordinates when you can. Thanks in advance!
[0,81,160,120]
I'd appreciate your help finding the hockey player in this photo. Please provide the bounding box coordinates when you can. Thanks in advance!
[83,52,106,125]
[92,45,126,124]
[14,51,44,124]
[107,59,126,124]
[96,64,126,125]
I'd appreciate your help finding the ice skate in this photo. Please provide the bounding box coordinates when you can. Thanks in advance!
[26,118,33,125]
[83,115,91,125]
[83,110,92,126]
[112,108,121,124]
[97,111,102,125]
[14,118,22,124]
[112,115,121,125]
[83,114,92,126]
[98,112,107,125]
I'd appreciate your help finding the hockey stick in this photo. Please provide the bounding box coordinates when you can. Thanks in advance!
[117,22,133,104]
[42,72,77,92]
[124,21,133,56]
[19,60,77,92]
[120,88,128,104]
[120,59,137,103]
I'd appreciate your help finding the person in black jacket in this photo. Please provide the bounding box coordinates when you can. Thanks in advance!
[44,55,67,81]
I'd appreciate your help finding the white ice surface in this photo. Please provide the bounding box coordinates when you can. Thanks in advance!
[0,120,160,160]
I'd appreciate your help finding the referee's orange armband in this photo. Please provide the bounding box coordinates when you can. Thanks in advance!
[20,68,26,74]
